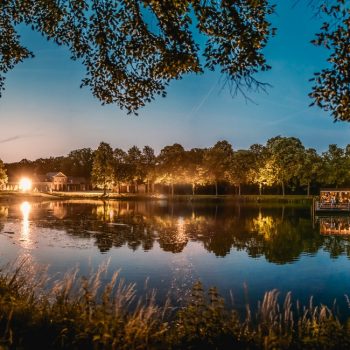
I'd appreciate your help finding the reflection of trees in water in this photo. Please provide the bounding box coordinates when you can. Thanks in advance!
[251,216,322,264]
[29,201,350,263]
[313,217,350,258]
[323,236,350,259]
[0,206,8,218]
[151,216,188,253]
[0,205,9,232]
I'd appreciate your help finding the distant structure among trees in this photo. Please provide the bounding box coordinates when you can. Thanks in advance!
[3,136,350,196]
[5,172,90,192]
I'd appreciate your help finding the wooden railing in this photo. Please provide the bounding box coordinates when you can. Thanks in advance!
[315,201,350,211]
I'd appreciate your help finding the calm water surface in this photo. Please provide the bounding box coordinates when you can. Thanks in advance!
[1,199,350,313]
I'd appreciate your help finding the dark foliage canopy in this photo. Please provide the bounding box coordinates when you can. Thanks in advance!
[0,0,274,113]
[309,0,350,121]
[0,0,349,120]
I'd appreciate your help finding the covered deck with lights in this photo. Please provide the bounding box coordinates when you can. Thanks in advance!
[315,189,350,212]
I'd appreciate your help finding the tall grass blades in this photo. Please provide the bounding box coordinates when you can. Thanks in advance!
[0,260,350,349]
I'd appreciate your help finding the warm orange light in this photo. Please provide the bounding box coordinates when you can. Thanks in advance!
[19,178,32,192]
[20,201,32,249]
[20,201,31,219]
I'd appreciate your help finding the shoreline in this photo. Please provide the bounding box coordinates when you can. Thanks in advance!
[0,191,315,204]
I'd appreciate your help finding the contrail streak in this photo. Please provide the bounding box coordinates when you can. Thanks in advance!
[0,134,42,144]
[187,80,218,119]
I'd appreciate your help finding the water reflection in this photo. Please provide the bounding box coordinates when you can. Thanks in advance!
[0,205,8,232]
[50,202,68,219]
[19,201,33,249]
[315,216,350,259]
[3,200,350,263]
[319,216,350,235]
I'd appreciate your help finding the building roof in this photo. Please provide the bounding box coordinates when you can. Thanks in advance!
[320,188,350,192]
[46,172,67,179]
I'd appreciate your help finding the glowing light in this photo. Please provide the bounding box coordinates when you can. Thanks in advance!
[19,178,32,192]
[20,201,31,221]
[176,217,187,243]
[20,201,32,249]
[109,209,114,222]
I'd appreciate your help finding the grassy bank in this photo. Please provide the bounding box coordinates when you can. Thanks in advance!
[49,193,315,204]
[0,191,61,202]
[0,261,348,350]
[0,191,315,204]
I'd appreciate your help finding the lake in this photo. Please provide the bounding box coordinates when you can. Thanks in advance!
[1,199,350,314]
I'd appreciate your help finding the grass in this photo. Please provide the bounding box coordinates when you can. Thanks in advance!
[0,191,315,204]
[0,191,60,202]
[0,260,349,349]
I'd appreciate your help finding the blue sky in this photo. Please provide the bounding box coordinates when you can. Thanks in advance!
[1,1,350,162]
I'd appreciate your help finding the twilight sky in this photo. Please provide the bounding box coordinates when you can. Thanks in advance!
[1,2,350,163]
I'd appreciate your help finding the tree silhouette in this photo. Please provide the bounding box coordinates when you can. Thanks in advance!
[1,0,274,113]
[310,0,350,121]
[91,142,115,194]
[203,141,234,196]
[0,159,7,189]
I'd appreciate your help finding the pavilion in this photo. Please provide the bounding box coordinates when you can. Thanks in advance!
[316,189,350,212]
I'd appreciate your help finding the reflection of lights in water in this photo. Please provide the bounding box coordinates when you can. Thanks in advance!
[109,209,114,222]
[0,206,8,218]
[19,178,32,192]
[95,204,117,222]
[168,217,194,303]
[319,217,350,235]
[21,201,31,220]
[20,201,33,249]
[252,213,275,240]
[176,217,187,243]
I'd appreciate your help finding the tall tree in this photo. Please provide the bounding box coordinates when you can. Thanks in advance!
[184,148,206,195]
[299,148,323,196]
[6,158,33,178]
[33,156,65,174]
[248,144,271,195]
[156,143,186,196]
[125,146,145,192]
[65,148,94,178]
[142,146,156,193]
[321,144,349,187]
[0,160,8,189]
[203,140,234,196]
[91,142,115,195]
[113,148,129,193]
[227,150,254,196]
[266,136,305,196]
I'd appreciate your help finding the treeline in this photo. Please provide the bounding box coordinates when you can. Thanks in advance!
[3,136,350,195]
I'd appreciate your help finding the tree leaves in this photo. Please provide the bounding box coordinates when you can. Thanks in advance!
[1,1,350,121]
[0,159,8,189]
[0,0,275,113]
[310,0,350,121]
[91,142,115,193]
